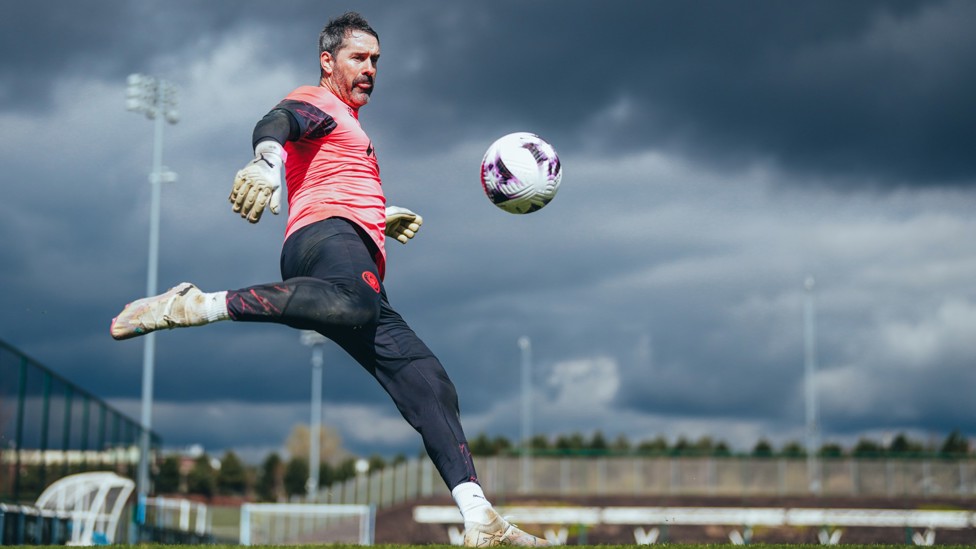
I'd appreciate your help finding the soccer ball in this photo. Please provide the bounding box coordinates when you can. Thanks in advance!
[480,132,562,214]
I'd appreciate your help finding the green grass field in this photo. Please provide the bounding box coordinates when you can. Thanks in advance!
[59,543,974,549]
[154,531,976,547]
[29,545,976,549]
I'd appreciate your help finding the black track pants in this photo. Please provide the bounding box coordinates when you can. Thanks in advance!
[226,218,478,489]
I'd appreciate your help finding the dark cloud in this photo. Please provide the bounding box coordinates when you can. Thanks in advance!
[6,1,973,185]
[372,0,976,186]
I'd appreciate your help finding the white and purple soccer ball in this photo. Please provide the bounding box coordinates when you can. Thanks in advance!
[480,132,562,214]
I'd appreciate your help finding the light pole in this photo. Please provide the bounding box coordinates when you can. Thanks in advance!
[518,336,532,493]
[803,276,821,494]
[125,73,179,526]
[301,330,328,501]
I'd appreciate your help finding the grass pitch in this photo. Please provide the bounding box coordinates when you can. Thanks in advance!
[57,543,976,549]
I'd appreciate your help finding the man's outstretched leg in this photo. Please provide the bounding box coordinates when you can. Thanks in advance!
[109,274,377,341]
[110,219,385,342]
[370,355,548,547]
[110,282,228,340]
[335,302,547,547]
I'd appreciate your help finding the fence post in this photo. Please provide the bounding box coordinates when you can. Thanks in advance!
[959,460,968,495]
[61,386,73,477]
[632,457,642,496]
[14,358,28,501]
[922,460,932,495]
[80,396,91,466]
[39,372,52,490]
[239,503,251,545]
[421,458,433,497]
[97,407,106,458]
[596,457,606,495]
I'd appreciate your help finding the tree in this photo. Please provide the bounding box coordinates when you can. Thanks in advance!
[672,437,692,456]
[818,442,844,458]
[256,453,284,502]
[940,430,970,456]
[217,451,248,496]
[155,455,181,494]
[780,441,806,458]
[752,439,773,457]
[186,454,217,498]
[285,423,346,465]
[367,454,387,473]
[319,461,335,487]
[469,433,495,456]
[554,433,586,453]
[888,433,924,455]
[492,435,513,455]
[611,435,632,454]
[690,436,730,456]
[334,457,358,482]
[713,441,732,457]
[852,438,884,457]
[284,457,309,497]
[529,434,551,451]
[588,431,609,453]
[636,436,669,455]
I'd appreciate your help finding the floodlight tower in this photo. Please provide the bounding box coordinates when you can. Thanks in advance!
[803,276,822,494]
[125,73,179,524]
[301,330,329,501]
[518,336,532,493]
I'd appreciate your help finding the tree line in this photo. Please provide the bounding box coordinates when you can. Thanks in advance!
[153,451,401,501]
[468,429,972,458]
[151,429,971,500]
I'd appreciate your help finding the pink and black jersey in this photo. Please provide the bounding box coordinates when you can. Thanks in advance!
[276,86,386,277]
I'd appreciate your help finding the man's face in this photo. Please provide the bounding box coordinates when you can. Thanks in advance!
[320,30,380,110]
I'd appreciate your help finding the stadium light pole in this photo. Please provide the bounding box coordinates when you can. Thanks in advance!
[125,73,179,530]
[518,336,532,494]
[301,330,328,501]
[803,276,822,494]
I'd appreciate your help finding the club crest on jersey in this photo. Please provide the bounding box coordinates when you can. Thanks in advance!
[362,271,381,293]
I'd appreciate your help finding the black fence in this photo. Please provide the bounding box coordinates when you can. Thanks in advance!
[0,337,161,503]
[0,504,72,545]
[137,523,225,544]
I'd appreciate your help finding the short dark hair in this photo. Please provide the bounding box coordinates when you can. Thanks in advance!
[319,12,378,57]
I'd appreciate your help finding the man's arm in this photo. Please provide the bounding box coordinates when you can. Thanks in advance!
[252,108,300,148]
[228,109,300,223]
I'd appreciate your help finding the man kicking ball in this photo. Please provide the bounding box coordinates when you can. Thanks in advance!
[111,11,546,547]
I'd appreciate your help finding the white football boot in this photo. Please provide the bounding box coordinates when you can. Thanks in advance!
[111,282,208,340]
[463,508,549,547]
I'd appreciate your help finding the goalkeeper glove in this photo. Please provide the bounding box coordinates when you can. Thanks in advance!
[385,206,423,244]
[230,140,283,223]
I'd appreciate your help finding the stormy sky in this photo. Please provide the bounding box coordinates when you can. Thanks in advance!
[2,0,975,463]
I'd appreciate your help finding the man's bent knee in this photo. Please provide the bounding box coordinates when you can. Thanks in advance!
[288,281,380,327]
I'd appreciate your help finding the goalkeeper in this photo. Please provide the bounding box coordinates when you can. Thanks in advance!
[111,11,546,548]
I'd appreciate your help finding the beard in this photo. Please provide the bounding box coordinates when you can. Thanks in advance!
[354,75,374,96]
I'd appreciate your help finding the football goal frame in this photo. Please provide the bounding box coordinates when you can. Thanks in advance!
[239,503,375,545]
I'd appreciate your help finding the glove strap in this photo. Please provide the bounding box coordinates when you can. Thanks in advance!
[254,140,285,167]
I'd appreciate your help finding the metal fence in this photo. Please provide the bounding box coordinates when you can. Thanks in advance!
[483,455,976,498]
[316,454,976,507]
[0,503,72,545]
[0,338,160,503]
